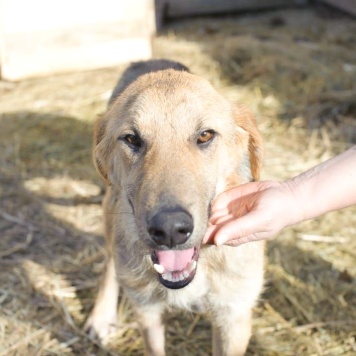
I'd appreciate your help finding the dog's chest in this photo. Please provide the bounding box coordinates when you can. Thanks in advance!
[165,289,209,313]
[163,268,211,312]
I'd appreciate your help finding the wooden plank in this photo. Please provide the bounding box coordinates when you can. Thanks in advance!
[320,0,356,16]
[0,0,155,80]
[162,0,293,18]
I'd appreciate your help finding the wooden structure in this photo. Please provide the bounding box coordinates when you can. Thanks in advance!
[0,0,155,80]
[158,0,295,18]
[156,0,356,23]
[321,0,356,16]
[0,0,355,80]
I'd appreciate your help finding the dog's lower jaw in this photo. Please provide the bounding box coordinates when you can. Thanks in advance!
[158,260,197,289]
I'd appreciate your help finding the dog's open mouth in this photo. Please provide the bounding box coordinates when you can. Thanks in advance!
[151,247,199,289]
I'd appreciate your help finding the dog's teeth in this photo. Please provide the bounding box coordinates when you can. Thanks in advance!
[161,262,197,284]
[188,260,197,273]
[154,263,165,274]
[162,272,172,282]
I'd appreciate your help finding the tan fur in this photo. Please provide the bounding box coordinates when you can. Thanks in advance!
[85,60,265,356]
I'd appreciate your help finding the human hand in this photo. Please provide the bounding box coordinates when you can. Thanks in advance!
[204,181,301,246]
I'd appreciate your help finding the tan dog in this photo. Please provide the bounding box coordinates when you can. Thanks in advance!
[85,60,265,356]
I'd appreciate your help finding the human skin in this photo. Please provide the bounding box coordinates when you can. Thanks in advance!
[204,146,356,246]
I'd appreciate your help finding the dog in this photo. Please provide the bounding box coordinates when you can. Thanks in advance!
[84,59,265,356]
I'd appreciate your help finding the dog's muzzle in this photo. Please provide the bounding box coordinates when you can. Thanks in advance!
[147,206,199,289]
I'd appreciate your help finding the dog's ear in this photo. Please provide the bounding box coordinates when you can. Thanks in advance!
[233,104,264,181]
[93,114,111,184]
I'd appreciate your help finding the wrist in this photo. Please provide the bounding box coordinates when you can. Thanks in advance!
[280,178,307,227]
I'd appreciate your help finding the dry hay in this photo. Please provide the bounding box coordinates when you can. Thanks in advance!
[0,5,355,356]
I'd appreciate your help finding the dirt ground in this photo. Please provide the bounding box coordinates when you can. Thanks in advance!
[0,4,355,356]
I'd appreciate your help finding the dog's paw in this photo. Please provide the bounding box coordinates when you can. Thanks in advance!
[84,312,118,343]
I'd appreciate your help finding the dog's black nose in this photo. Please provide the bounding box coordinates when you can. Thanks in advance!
[148,208,194,248]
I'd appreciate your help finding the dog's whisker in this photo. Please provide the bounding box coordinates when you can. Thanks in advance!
[103,211,134,216]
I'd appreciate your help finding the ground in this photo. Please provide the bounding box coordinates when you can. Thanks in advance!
[0,4,355,356]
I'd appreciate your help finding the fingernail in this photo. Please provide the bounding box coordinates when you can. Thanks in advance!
[203,228,213,244]
[215,233,228,246]
[203,238,213,245]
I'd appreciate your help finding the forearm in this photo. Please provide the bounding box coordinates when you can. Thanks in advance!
[284,146,356,225]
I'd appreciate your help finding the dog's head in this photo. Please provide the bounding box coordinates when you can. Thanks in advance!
[94,69,263,289]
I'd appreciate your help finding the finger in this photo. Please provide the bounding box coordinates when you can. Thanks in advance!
[223,234,262,247]
[204,214,237,244]
[209,210,234,225]
[202,224,219,244]
[211,182,260,212]
[209,207,230,223]
[213,210,266,245]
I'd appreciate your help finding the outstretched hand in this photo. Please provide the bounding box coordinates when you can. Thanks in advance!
[204,146,356,247]
[204,181,300,246]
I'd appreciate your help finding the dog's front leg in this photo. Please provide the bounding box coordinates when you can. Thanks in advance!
[212,308,252,356]
[134,304,165,356]
[84,256,119,341]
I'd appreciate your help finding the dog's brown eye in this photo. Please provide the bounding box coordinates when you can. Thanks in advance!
[123,134,142,150]
[197,130,215,145]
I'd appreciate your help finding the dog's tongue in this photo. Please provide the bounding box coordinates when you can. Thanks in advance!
[155,248,194,271]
